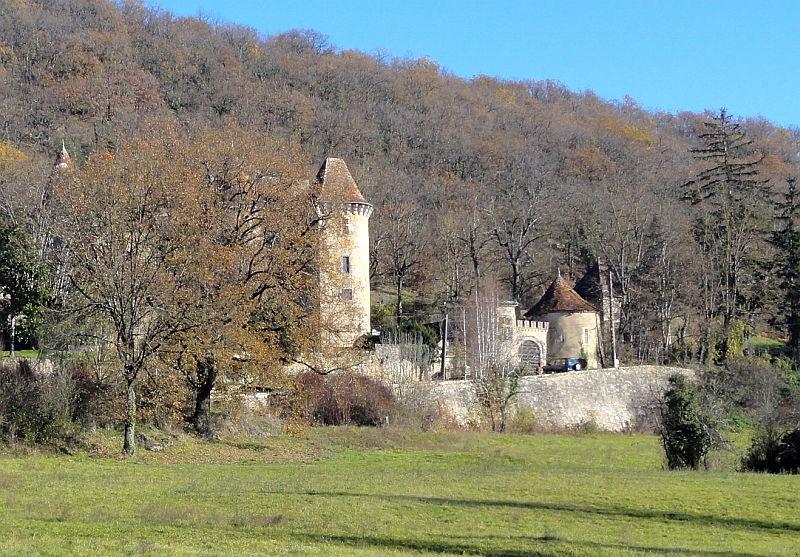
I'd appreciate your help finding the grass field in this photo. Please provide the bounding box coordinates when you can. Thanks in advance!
[0,428,799,556]
[0,350,40,358]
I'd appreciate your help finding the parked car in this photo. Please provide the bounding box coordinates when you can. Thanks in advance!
[543,357,587,373]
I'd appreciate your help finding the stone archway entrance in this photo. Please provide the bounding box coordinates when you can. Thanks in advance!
[518,340,542,369]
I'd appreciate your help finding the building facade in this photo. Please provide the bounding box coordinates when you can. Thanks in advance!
[497,302,549,372]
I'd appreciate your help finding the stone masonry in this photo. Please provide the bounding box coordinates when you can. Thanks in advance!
[431,366,694,431]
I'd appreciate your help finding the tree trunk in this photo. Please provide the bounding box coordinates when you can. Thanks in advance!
[194,387,213,438]
[193,357,217,438]
[510,259,521,302]
[123,382,136,456]
[395,276,403,317]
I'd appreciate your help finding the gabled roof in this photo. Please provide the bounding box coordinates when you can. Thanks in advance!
[524,275,598,317]
[316,158,368,204]
[574,261,620,306]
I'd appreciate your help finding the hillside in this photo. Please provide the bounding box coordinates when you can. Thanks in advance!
[1,0,800,366]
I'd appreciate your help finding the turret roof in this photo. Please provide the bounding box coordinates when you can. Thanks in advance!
[316,158,368,204]
[524,275,598,317]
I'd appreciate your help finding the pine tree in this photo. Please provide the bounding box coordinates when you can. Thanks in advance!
[772,178,800,362]
[682,110,770,362]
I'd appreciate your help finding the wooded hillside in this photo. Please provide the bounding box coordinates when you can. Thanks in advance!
[2,0,800,367]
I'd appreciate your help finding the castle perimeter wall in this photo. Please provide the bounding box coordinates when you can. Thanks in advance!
[518,366,694,431]
[431,366,694,431]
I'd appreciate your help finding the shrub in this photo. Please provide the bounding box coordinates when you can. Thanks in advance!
[295,372,397,427]
[507,407,537,435]
[742,427,800,474]
[716,357,793,423]
[68,361,124,429]
[474,364,523,432]
[0,359,77,445]
[658,374,718,470]
[380,321,439,351]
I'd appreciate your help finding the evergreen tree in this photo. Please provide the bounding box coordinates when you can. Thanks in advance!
[0,226,50,353]
[682,110,770,362]
[659,374,717,470]
[772,177,800,362]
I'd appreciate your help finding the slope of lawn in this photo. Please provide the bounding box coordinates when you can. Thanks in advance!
[0,428,798,556]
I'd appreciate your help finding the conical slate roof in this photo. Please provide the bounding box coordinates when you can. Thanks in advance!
[316,158,368,204]
[524,275,598,318]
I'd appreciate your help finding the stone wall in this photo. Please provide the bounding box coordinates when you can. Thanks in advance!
[430,366,694,431]
[430,380,477,427]
[518,366,694,431]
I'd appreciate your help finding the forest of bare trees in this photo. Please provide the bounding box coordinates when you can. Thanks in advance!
[1,0,800,448]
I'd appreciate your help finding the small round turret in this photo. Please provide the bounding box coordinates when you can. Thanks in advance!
[525,275,600,369]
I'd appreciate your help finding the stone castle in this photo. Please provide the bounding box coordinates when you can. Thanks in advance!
[53,144,602,372]
[316,158,603,372]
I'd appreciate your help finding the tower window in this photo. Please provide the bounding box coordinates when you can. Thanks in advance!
[340,287,353,301]
[342,256,350,273]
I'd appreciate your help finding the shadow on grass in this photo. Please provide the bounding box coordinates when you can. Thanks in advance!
[295,532,767,557]
[271,490,800,534]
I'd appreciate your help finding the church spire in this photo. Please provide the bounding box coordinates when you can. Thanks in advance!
[55,141,73,170]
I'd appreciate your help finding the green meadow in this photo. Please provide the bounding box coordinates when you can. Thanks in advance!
[0,429,798,556]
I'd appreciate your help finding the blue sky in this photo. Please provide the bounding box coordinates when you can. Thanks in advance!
[150,0,800,129]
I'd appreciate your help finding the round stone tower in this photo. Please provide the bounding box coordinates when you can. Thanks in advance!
[524,274,600,369]
[316,158,373,347]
